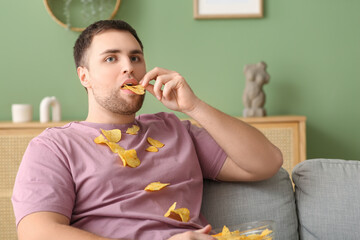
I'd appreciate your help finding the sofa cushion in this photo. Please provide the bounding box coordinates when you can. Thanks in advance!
[292,159,360,239]
[201,168,298,240]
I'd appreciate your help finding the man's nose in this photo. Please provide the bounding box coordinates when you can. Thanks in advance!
[122,58,134,74]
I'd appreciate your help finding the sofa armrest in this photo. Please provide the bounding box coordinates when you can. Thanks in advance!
[292,158,360,239]
[201,168,299,240]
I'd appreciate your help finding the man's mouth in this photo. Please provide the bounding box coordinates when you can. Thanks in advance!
[121,81,137,89]
[121,84,145,95]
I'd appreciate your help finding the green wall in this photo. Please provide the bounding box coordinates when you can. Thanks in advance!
[1,0,359,160]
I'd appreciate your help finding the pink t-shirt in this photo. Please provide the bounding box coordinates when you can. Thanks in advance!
[12,112,227,239]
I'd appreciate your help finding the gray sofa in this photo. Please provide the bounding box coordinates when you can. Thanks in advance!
[201,158,360,239]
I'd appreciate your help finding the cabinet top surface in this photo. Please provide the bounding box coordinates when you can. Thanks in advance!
[0,116,306,129]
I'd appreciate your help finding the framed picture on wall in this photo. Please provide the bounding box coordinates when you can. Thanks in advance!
[193,0,263,19]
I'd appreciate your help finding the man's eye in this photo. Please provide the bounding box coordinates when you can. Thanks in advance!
[130,56,140,62]
[105,56,116,62]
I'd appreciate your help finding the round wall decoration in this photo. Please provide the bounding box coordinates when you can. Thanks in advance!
[44,0,121,32]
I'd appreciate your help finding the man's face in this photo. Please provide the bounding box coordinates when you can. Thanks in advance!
[81,30,147,115]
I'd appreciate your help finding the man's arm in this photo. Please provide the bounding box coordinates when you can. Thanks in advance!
[18,212,215,240]
[185,100,283,181]
[141,67,283,181]
[17,212,115,240]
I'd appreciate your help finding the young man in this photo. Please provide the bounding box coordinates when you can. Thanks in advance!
[12,20,282,240]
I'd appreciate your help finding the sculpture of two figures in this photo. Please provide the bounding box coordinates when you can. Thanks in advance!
[242,61,270,117]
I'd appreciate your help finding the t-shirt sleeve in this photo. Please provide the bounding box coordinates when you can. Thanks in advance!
[182,120,227,180]
[11,136,75,226]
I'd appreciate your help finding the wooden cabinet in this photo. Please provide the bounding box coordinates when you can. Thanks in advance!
[0,121,68,240]
[0,116,306,239]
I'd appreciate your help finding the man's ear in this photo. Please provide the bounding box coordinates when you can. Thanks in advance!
[77,66,91,89]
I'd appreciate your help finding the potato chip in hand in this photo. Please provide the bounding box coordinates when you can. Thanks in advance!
[122,84,145,95]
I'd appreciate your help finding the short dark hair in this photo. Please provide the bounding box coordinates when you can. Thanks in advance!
[73,20,143,68]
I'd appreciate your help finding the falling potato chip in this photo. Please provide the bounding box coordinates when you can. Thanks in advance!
[167,210,183,222]
[118,152,127,166]
[146,146,159,152]
[164,202,177,217]
[94,134,107,144]
[126,125,140,135]
[122,84,145,95]
[101,128,121,142]
[144,182,170,191]
[119,149,141,168]
[94,129,141,168]
[172,208,190,222]
[164,202,190,223]
[106,141,125,153]
[147,137,165,148]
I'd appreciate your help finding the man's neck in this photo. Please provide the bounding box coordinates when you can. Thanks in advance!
[85,111,136,125]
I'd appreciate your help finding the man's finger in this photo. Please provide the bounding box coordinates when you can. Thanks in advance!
[140,67,170,87]
[195,224,213,234]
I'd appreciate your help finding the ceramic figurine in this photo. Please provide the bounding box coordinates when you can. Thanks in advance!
[242,61,270,117]
[40,96,61,123]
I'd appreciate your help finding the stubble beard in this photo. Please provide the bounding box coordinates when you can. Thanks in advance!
[92,87,145,115]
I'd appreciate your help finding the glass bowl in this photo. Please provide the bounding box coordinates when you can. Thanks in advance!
[212,220,275,239]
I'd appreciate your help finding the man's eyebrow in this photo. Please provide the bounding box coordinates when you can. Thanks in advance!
[130,49,144,55]
[100,49,143,55]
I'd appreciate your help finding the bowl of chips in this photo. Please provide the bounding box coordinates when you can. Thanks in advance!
[212,220,275,240]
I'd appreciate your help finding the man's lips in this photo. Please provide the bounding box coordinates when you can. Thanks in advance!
[121,78,138,87]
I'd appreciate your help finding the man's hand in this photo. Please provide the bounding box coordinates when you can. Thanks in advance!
[167,225,216,240]
[140,67,201,114]
[141,67,282,182]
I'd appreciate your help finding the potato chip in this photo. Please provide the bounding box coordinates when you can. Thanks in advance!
[94,131,123,153]
[260,229,272,237]
[119,149,140,168]
[164,202,190,222]
[167,210,183,222]
[106,141,125,153]
[122,84,145,95]
[144,182,170,191]
[126,125,140,135]
[118,153,127,166]
[212,225,273,240]
[212,232,223,237]
[146,146,158,152]
[164,202,177,217]
[222,226,231,235]
[147,137,165,148]
[94,134,107,144]
[94,129,141,168]
[101,128,121,142]
[172,208,190,222]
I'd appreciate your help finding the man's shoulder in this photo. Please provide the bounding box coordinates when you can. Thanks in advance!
[35,121,87,142]
[29,121,97,154]
[39,121,79,134]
